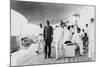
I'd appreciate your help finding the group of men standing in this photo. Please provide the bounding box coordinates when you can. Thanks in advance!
[36,18,95,61]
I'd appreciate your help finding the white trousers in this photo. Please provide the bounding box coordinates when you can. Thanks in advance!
[88,39,95,60]
[77,41,84,55]
[55,39,64,59]
[37,36,44,52]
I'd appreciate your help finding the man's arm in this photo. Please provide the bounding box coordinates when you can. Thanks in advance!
[51,26,53,36]
[43,26,46,40]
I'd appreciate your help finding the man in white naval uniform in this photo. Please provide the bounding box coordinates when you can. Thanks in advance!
[36,23,44,54]
[63,25,72,44]
[72,25,84,56]
[54,21,64,60]
[88,18,95,60]
[63,25,70,45]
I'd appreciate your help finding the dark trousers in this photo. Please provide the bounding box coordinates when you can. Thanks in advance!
[44,39,51,58]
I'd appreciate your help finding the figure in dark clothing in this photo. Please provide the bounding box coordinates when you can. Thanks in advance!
[82,32,88,51]
[43,20,53,59]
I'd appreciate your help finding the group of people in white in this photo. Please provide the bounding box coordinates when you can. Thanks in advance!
[35,18,95,60]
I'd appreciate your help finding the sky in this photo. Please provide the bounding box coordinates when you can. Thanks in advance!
[11,0,84,25]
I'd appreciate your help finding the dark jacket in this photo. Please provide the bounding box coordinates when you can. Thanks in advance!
[43,26,53,42]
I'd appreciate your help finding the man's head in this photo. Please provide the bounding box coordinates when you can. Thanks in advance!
[46,20,50,26]
[39,23,42,28]
[82,29,84,32]
[90,18,94,23]
[71,25,74,28]
[77,28,81,33]
[67,26,70,30]
[86,24,88,28]
[60,21,64,28]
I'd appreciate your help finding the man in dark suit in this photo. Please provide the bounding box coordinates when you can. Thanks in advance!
[43,20,53,59]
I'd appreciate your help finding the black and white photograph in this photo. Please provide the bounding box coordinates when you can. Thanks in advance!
[10,0,96,66]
